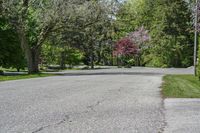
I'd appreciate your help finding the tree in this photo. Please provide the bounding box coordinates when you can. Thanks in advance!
[148,0,193,67]
[128,26,150,66]
[1,0,89,73]
[113,37,139,66]
[0,16,26,71]
[73,0,118,68]
[114,37,139,56]
[116,0,193,68]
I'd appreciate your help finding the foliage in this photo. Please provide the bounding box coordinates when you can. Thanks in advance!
[41,43,62,65]
[41,43,83,68]
[1,0,112,72]
[114,38,138,57]
[113,26,150,67]
[116,0,193,68]
[1,0,64,73]
[0,17,26,71]
[74,0,118,68]
[128,26,150,47]
[0,0,196,70]
[113,37,139,67]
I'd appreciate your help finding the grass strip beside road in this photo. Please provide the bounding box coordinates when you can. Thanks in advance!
[0,73,55,82]
[162,75,200,98]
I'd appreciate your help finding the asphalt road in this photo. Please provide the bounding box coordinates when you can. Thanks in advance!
[0,67,198,133]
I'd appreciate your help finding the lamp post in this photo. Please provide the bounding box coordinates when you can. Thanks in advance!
[194,0,198,76]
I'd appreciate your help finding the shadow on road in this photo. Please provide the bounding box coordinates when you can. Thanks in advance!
[56,72,164,76]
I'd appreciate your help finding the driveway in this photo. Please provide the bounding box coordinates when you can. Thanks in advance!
[0,67,198,133]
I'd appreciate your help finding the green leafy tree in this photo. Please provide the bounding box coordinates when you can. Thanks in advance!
[116,0,193,68]
[0,17,26,72]
[148,0,193,67]
[1,0,91,73]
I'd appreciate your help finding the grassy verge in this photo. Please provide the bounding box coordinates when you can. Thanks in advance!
[162,75,200,98]
[0,73,55,82]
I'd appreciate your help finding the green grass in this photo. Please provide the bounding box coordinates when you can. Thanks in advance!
[0,73,55,82]
[162,75,200,98]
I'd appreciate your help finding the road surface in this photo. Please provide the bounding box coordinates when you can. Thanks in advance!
[0,67,199,133]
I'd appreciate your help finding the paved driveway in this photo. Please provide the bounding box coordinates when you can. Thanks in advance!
[0,67,198,133]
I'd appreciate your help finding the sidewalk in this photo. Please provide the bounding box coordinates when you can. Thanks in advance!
[164,98,200,133]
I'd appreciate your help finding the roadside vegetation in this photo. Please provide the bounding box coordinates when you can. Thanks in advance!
[0,0,197,74]
[0,73,55,82]
[162,75,200,98]
[2,0,200,95]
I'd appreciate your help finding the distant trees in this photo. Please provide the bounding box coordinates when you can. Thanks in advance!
[0,0,195,72]
[1,0,119,72]
[51,0,119,69]
[115,0,193,68]
[41,43,83,69]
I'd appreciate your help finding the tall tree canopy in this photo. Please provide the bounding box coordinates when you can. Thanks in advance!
[115,0,193,67]
[1,0,119,73]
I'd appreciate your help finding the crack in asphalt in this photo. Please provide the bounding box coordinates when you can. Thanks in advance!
[32,125,50,133]
[31,115,71,133]
[31,100,105,133]
[87,100,105,112]
[56,115,71,125]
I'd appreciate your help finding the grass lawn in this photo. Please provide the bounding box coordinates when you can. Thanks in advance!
[162,75,200,98]
[0,73,55,82]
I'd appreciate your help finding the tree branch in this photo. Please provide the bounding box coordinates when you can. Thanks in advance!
[33,22,56,49]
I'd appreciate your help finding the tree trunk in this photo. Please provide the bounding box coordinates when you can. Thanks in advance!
[18,27,40,74]
[30,48,40,73]
[117,56,119,67]
[22,48,40,74]
[138,56,141,66]
[89,42,95,69]
[26,48,40,74]
[90,53,94,69]
[60,51,66,70]
[97,51,101,65]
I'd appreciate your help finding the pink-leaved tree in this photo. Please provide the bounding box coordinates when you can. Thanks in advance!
[113,26,150,66]
[128,26,150,48]
[113,37,139,57]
